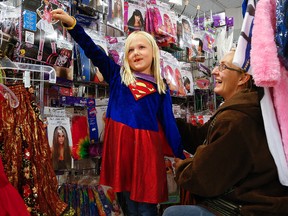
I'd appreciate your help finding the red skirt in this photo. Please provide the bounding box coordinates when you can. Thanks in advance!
[0,157,30,216]
[100,118,173,204]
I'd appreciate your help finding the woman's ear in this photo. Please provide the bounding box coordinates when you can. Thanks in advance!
[239,73,251,86]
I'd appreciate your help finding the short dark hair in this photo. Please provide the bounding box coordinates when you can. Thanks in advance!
[183,76,190,85]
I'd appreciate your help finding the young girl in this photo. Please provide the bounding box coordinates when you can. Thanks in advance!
[52,9,185,215]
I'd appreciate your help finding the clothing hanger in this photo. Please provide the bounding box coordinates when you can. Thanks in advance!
[0,29,56,86]
[0,56,56,87]
[0,82,19,108]
[0,28,56,114]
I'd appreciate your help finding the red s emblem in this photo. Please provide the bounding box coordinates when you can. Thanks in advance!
[128,79,156,100]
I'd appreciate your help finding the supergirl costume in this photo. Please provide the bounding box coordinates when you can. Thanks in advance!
[68,23,185,204]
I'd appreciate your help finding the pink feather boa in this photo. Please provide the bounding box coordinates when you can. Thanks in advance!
[251,0,288,161]
[251,0,280,86]
[273,70,288,160]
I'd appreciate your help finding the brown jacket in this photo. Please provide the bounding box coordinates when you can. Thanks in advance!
[176,89,288,215]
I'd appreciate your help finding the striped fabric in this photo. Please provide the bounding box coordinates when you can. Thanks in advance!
[233,0,257,74]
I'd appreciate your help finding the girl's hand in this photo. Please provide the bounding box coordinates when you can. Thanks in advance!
[51,9,75,27]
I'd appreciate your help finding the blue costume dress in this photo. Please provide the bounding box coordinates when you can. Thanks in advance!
[68,24,184,204]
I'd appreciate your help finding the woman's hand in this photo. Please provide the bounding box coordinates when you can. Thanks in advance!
[51,9,75,27]
[174,158,184,171]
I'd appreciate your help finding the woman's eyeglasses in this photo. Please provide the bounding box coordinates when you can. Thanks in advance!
[218,63,245,73]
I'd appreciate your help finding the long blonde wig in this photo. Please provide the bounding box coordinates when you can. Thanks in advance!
[121,31,166,94]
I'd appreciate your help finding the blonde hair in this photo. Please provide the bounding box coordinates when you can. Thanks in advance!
[227,50,246,73]
[121,31,166,94]
[228,50,254,89]
[227,50,264,99]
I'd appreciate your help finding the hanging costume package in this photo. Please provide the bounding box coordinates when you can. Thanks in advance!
[161,156,180,205]
[75,14,108,83]
[0,7,20,60]
[106,36,125,66]
[47,117,73,170]
[180,62,194,96]
[71,115,90,160]
[19,0,74,80]
[107,0,124,31]
[124,2,146,34]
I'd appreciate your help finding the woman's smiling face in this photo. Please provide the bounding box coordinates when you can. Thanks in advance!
[212,52,244,100]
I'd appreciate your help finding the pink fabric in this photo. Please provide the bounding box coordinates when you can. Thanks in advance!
[0,157,30,216]
[273,70,288,160]
[251,0,280,87]
[251,0,288,163]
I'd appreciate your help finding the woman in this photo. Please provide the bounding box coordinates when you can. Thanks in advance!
[163,50,288,216]
[52,125,71,170]
[112,0,123,29]
[127,9,144,33]
[181,18,192,48]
